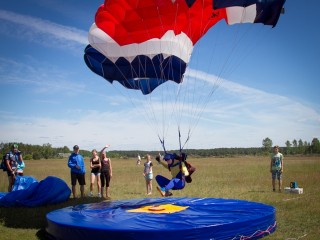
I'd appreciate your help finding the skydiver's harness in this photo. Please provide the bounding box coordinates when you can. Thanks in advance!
[168,156,183,171]
[158,129,195,183]
[168,153,195,184]
[158,127,190,158]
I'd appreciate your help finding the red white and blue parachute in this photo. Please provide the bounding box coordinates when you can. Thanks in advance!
[84,0,286,151]
[84,0,286,95]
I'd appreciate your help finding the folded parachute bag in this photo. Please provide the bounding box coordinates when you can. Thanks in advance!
[0,176,71,207]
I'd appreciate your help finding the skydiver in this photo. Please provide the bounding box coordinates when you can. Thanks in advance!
[155,152,189,197]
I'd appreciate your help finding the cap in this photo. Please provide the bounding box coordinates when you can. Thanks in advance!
[12,143,18,149]
[73,145,79,150]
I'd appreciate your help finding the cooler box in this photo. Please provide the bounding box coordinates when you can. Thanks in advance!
[284,187,303,194]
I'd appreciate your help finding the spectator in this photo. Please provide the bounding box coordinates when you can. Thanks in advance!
[270,145,284,192]
[88,149,101,197]
[100,145,112,199]
[68,145,86,198]
[143,154,153,195]
[5,144,23,192]
[136,154,141,165]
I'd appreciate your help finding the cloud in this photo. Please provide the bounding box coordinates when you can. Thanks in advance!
[0,10,87,47]
[0,57,87,95]
[0,110,158,150]
[1,67,319,150]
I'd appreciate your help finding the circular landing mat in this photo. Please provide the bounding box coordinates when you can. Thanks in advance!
[46,197,276,240]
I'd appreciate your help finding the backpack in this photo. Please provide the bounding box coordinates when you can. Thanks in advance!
[180,153,196,183]
[0,154,8,172]
[184,160,196,183]
[185,161,196,175]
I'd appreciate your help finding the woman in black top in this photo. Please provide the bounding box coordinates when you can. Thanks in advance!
[100,145,112,199]
[88,149,101,197]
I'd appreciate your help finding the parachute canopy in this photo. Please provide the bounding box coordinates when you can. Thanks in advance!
[84,0,286,95]
[0,176,71,207]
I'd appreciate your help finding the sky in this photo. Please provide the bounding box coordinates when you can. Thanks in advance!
[0,0,319,151]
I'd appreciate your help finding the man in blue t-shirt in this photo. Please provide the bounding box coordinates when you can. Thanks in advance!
[68,145,86,198]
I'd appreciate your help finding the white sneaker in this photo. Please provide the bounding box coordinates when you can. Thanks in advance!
[88,192,93,197]
[97,193,102,198]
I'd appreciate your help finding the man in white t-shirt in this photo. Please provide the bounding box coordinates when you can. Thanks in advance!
[270,145,284,192]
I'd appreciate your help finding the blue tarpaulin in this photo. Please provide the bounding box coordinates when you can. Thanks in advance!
[0,176,71,207]
[47,197,276,240]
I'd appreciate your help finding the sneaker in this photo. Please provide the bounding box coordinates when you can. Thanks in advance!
[165,191,173,197]
[97,193,102,198]
[156,186,165,197]
[88,192,93,197]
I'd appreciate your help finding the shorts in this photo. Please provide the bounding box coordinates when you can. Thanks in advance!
[7,171,15,177]
[272,170,282,180]
[145,173,153,181]
[91,172,101,176]
[71,172,86,186]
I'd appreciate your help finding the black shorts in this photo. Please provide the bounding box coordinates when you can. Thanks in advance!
[71,172,86,186]
[7,171,15,177]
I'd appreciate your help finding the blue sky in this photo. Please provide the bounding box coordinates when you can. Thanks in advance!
[0,0,319,151]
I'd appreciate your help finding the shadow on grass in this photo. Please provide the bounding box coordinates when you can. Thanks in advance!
[0,197,105,239]
[36,228,48,240]
[248,190,268,193]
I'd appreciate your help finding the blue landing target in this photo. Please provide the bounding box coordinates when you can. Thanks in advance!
[46,197,276,240]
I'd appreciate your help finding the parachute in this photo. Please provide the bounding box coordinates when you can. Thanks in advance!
[84,0,286,149]
[0,176,71,207]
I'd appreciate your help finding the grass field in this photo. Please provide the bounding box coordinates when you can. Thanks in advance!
[0,155,319,240]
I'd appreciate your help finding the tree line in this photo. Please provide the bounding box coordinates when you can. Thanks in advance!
[0,137,319,160]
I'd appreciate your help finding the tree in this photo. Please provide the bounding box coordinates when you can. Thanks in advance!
[62,146,70,153]
[42,143,53,159]
[292,139,297,148]
[285,140,292,148]
[297,139,305,154]
[33,152,41,160]
[311,138,320,154]
[285,140,292,154]
[262,138,273,151]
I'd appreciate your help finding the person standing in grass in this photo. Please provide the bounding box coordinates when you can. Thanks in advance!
[100,145,112,199]
[88,149,101,197]
[270,145,284,192]
[143,154,153,195]
[68,145,86,198]
[136,154,141,165]
[5,144,23,192]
